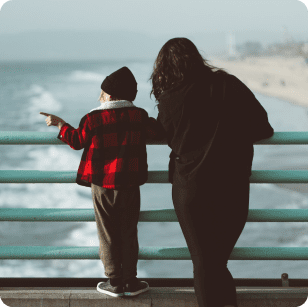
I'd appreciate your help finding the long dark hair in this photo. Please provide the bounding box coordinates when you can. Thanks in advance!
[149,37,227,102]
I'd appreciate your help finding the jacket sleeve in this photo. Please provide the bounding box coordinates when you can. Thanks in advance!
[57,114,91,150]
[230,75,274,143]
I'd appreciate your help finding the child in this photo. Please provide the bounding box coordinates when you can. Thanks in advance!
[40,66,165,297]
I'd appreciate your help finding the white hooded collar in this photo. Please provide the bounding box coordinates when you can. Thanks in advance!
[89,100,135,113]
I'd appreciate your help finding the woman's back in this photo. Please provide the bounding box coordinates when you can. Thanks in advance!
[157,70,273,179]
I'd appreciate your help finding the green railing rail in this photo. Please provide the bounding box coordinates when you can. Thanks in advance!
[1,131,308,260]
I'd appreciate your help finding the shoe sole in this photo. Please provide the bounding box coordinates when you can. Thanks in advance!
[96,283,124,297]
[124,282,149,296]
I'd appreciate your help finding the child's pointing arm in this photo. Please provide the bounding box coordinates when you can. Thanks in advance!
[40,112,91,150]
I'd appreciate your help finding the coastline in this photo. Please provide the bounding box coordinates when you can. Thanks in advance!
[209,56,308,108]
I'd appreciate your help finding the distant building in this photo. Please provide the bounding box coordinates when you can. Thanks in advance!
[225,26,308,61]
[261,27,307,58]
[236,41,263,58]
[264,41,305,57]
[226,32,240,60]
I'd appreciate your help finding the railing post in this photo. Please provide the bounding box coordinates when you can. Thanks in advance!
[282,273,289,287]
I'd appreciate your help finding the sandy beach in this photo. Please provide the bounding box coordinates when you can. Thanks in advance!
[209,56,308,108]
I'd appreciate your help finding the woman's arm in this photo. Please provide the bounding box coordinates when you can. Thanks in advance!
[145,115,167,141]
[229,75,274,143]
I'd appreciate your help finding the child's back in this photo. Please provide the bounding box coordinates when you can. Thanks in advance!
[77,102,162,189]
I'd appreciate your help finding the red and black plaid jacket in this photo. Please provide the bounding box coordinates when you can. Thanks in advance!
[57,101,165,189]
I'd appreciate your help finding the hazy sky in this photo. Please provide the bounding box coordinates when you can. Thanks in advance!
[0,0,307,36]
[0,0,307,60]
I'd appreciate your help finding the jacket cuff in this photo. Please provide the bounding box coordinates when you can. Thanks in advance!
[57,122,70,142]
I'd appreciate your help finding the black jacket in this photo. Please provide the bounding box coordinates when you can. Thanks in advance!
[156,70,274,184]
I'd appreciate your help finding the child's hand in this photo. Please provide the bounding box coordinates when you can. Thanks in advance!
[40,112,66,128]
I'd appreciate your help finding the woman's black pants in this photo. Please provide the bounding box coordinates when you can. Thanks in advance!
[172,175,250,307]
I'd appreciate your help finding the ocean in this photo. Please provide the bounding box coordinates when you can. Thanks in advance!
[1,59,308,280]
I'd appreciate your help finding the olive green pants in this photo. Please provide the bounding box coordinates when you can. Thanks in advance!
[91,183,140,282]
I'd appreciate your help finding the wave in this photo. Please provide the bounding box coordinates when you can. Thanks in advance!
[0,146,86,208]
[15,84,63,131]
[0,257,149,278]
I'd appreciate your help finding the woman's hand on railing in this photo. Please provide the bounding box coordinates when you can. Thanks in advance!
[40,112,66,130]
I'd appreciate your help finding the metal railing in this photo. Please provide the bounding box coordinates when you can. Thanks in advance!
[1,131,308,260]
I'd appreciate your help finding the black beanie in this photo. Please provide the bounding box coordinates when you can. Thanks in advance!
[101,67,138,102]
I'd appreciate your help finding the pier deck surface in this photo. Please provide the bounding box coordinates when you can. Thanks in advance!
[1,287,308,306]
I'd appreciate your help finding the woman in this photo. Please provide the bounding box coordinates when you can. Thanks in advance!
[149,38,274,307]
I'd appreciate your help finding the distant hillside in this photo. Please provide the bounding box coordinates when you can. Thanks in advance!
[0,30,158,61]
[0,29,304,61]
[0,30,227,61]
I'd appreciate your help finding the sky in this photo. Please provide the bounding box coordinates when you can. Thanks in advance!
[0,0,307,34]
[0,0,308,60]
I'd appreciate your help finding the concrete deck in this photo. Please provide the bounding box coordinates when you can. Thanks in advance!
[1,287,308,307]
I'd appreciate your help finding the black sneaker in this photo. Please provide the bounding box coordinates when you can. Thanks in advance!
[97,279,124,297]
[124,280,149,296]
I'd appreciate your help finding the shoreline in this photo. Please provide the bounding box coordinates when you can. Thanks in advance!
[209,56,308,108]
